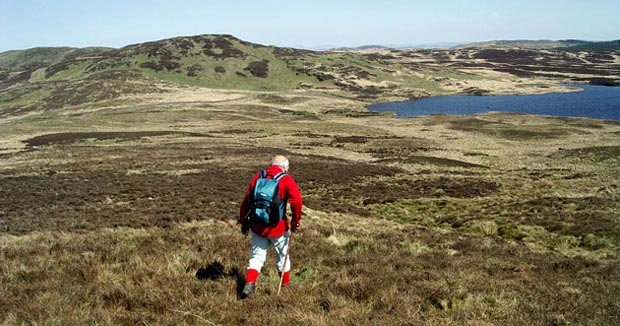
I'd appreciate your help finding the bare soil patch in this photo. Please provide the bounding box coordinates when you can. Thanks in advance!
[243,60,269,78]
[24,131,207,147]
[505,196,620,237]
[555,145,620,162]
[377,156,488,168]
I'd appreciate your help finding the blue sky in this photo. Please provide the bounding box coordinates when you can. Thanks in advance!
[1,0,619,51]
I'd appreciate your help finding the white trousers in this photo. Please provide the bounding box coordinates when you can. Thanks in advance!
[248,230,291,273]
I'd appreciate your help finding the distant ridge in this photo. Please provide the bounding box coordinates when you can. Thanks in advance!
[454,39,592,50]
[329,45,389,51]
[0,47,114,72]
[556,40,620,51]
[327,39,620,51]
[328,42,464,51]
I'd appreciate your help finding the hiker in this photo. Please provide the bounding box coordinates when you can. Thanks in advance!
[238,155,303,298]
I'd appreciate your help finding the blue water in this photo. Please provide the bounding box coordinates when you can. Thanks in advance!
[369,84,620,120]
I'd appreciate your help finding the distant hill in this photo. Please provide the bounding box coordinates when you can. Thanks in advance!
[556,40,620,51]
[0,47,114,71]
[455,39,592,50]
[329,45,389,51]
[0,34,321,92]
[0,34,432,115]
[328,42,464,51]
[400,42,465,50]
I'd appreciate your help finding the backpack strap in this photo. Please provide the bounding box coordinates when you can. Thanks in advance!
[259,170,286,180]
[273,172,287,181]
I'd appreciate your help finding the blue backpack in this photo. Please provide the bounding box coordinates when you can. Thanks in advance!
[250,170,287,225]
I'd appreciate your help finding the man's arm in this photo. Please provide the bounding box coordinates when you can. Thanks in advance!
[239,193,250,223]
[284,176,303,231]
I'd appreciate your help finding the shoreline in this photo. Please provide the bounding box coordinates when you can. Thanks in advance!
[366,83,619,121]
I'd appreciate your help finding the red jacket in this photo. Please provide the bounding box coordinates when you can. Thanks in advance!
[239,165,303,237]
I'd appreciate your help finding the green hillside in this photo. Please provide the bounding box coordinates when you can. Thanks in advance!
[0,34,442,117]
[1,34,420,93]
[0,47,113,73]
[0,47,74,71]
[40,35,316,90]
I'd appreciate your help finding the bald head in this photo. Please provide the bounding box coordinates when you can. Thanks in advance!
[271,155,289,172]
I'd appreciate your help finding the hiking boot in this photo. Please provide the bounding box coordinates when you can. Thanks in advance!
[241,282,256,298]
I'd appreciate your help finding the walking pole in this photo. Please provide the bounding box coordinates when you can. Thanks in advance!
[277,231,294,296]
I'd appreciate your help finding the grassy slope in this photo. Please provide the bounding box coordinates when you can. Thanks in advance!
[1,34,620,324]
[0,47,74,70]
[1,90,619,324]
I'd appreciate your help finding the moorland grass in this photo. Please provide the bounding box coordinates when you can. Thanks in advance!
[1,97,619,324]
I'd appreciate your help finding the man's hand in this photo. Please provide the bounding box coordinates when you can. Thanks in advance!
[241,224,249,236]
[239,216,250,236]
[291,221,301,233]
